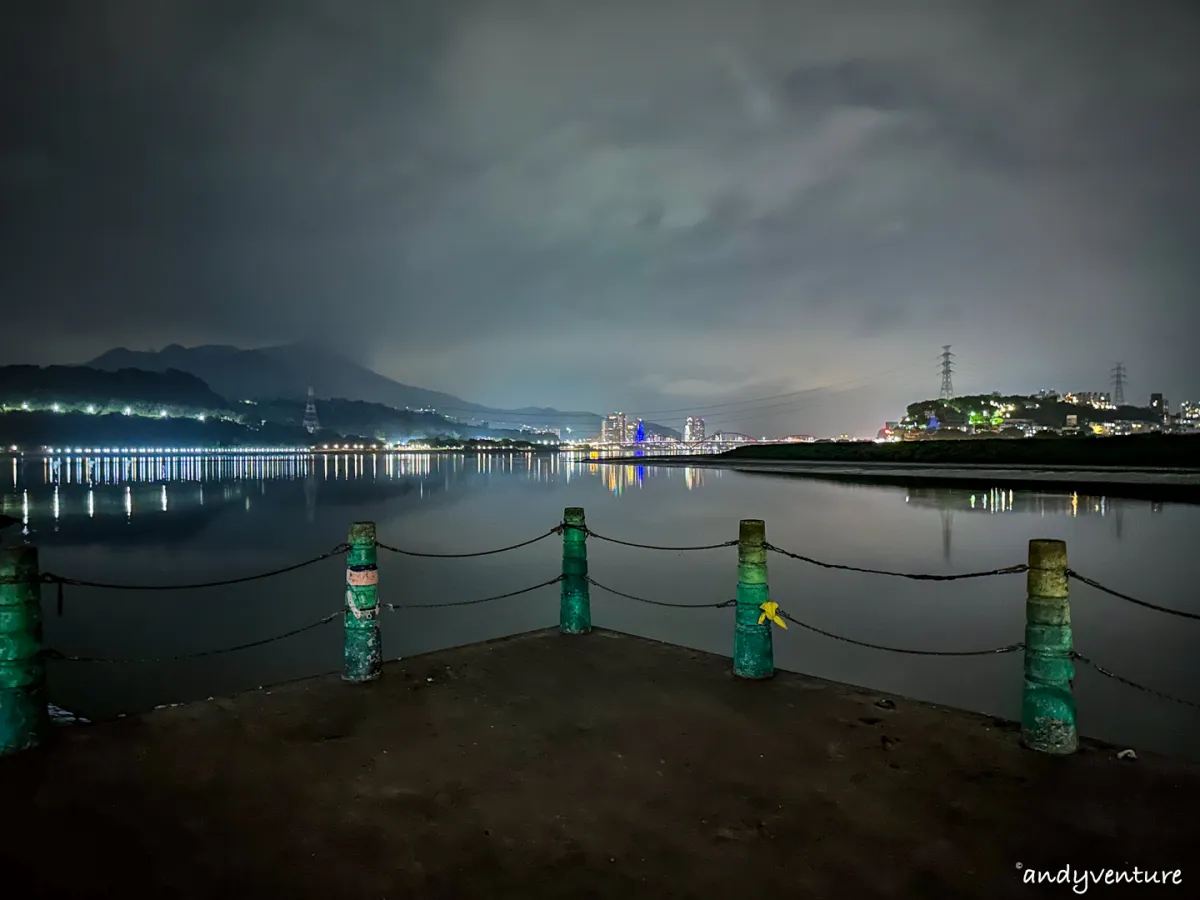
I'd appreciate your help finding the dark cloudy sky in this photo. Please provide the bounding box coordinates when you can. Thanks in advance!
[3,0,1199,436]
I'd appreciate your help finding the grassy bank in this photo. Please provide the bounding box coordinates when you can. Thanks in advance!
[719,434,1200,468]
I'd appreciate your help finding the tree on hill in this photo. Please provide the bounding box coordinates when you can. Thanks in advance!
[906,394,1158,430]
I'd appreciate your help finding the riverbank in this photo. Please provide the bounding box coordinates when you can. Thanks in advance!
[3,628,1197,897]
[722,434,1200,467]
[597,456,1200,501]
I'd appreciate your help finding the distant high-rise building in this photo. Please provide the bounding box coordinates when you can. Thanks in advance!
[1181,401,1199,422]
[602,412,627,444]
[1150,394,1167,421]
[684,416,706,443]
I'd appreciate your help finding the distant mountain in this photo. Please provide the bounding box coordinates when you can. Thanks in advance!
[87,342,481,413]
[85,342,681,439]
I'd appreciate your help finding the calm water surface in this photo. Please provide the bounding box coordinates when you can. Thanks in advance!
[4,452,1198,760]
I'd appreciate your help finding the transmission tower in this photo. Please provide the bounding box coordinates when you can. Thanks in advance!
[938,345,955,401]
[302,386,320,434]
[1109,363,1126,407]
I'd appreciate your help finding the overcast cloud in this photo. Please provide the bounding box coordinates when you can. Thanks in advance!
[2,0,1198,435]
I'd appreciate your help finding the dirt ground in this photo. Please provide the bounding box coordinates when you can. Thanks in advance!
[2,628,1196,898]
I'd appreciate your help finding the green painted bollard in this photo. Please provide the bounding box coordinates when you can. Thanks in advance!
[560,507,591,634]
[344,522,382,683]
[734,519,774,679]
[1021,538,1077,754]
[1,546,48,755]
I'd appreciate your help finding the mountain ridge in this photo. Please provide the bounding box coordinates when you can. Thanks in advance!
[84,343,681,438]
[87,343,480,412]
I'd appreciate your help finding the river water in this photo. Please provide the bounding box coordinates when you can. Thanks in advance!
[4,451,1198,760]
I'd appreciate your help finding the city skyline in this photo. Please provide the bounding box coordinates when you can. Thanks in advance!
[2,358,1191,445]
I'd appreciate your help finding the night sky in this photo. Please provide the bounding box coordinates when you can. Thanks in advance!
[3,1,1198,436]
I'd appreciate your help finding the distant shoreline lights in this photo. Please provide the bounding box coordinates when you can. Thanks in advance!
[3,443,569,456]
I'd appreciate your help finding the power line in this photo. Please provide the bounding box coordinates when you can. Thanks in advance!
[419,362,928,423]
[620,363,925,418]
[695,358,958,435]
[637,362,929,428]
[693,371,915,434]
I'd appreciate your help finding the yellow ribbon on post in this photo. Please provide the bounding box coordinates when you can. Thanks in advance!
[758,601,787,629]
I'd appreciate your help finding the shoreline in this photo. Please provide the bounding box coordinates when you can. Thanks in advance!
[590,455,1200,500]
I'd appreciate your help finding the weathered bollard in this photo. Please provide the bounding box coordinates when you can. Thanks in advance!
[344,522,382,683]
[734,519,774,679]
[560,507,591,634]
[1021,538,1077,754]
[0,546,48,755]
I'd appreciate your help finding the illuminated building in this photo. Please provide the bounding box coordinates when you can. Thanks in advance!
[684,416,705,443]
[1181,401,1199,422]
[602,412,627,445]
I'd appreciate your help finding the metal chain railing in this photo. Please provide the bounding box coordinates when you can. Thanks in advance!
[768,604,1199,708]
[41,574,567,663]
[764,541,1028,581]
[43,611,342,664]
[1072,653,1200,710]
[776,609,1023,657]
[25,544,350,592]
[383,576,563,609]
[585,576,736,609]
[11,519,1196,702]
[374,528,561,559]
[1067,570,1200,622]
[564,523,738,553]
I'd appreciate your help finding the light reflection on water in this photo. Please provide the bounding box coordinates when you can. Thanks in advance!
[2,452,1197,760]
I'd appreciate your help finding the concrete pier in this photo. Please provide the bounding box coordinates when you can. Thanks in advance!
[3,628,1198,898]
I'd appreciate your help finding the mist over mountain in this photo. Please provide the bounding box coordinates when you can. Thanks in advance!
[85,343,680,439]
